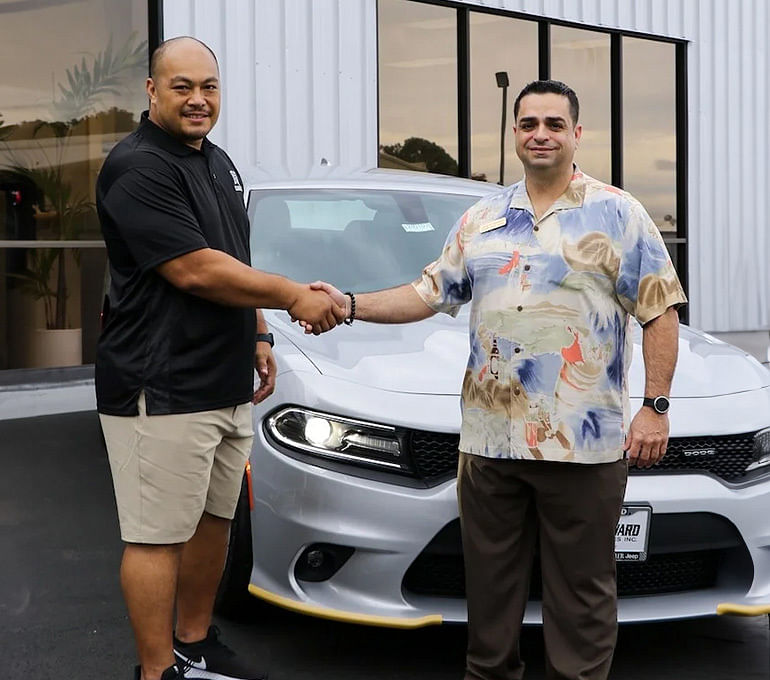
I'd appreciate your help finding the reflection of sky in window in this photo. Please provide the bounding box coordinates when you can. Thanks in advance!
[470,13,538,184]
[623,38,677,230]
[379,6,677,232]
[378,0,458,161]
[0,0,147,126]
[551,26,612,185]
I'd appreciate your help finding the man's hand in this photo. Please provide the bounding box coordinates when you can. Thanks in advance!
[310,280,347,307]
[295,281,435,331]
[624,407,669,468]
[253,341,276,404]
[287,284,345,335]
[294,281,349,334]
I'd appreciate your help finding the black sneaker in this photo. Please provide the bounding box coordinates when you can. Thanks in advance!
[133,663,186,679]
[173,625,267,680]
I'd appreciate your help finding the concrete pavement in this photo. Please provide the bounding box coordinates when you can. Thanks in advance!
[1,410,768,680]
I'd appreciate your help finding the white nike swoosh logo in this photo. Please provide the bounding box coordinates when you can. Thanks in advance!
[175,649,207,670]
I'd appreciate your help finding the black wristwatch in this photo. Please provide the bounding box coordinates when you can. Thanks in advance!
[643,395,670,414]
[256,332,274,347]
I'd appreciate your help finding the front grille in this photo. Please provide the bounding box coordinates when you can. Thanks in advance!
[409,430,460,481]
[615,552,718,596]
[404,514,750,600]
[634,434,756,481]
[405,554,465,598]
[408,431,758,484]
[403,551,720,599]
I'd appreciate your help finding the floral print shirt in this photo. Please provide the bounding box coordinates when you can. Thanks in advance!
[412,169,687,464]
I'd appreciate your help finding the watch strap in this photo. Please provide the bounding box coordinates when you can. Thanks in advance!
[643,396,669,413]
[256,332,274,347]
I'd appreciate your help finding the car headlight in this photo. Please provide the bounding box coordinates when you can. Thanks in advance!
[745,427,770,472]
[265,406,412,473]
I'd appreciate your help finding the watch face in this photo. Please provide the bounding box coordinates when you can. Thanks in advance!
[653,396,670,414]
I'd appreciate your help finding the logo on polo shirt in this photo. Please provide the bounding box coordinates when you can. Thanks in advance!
[229,170,243,192]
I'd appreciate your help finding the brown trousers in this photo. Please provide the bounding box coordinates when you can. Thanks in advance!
[458,453,628,680]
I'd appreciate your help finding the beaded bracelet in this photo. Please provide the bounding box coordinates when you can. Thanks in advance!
[343,292,356,325]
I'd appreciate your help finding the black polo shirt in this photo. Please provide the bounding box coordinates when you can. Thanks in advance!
[95,112,255,416]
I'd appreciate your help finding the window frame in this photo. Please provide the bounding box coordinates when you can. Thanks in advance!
[376,0,689,319]
[0,0,163,376]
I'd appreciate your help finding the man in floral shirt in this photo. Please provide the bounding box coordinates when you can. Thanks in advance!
[307,80,686,680]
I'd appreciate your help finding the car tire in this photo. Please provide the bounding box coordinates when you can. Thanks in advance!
[214,473,258,620]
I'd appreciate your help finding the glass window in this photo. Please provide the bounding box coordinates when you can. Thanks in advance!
[249,188,483,292]
[378,0,459,176]
[550,26,611,183]
[469,13,538,185]
[0,0,148,370]
[623,37,677,233]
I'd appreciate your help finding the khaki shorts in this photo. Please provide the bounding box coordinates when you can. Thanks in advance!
[99,393,254,544]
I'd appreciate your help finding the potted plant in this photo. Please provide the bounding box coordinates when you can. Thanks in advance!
[2,34,145,367]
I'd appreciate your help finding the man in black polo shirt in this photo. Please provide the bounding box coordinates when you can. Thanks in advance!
[96,37,344,680]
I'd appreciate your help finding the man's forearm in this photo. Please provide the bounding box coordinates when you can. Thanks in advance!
[353,284,436,324]
[641,306,679,396]
[161,249,345,333]
[256,308,268,334]
[158,248,301,309]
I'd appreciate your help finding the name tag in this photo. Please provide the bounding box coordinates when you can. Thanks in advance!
[479,217,507,233]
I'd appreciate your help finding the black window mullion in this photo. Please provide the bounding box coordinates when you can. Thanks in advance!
[148,0,164,67]
[457,7,470,178]
[675,40,689,319]
[538,21,550,80]
[611,33,623,188]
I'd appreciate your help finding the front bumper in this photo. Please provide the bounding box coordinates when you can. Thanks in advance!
[247,425,770,627]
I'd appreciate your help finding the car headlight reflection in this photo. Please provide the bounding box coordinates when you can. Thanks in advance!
[746,427,770,472]
[266,407,411,473]
[304,417,333,447]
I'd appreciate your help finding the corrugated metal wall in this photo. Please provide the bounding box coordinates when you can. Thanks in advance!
[164,0,378,179]
[163,0,770,332]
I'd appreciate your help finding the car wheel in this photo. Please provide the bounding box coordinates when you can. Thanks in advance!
[214,473,258,620]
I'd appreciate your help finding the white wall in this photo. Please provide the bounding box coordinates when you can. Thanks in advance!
[163,0,770,333]
[163,0,378,179]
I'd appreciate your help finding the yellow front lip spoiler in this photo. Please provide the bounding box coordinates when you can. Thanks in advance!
[717,602,770,617]
[248,584,443,629]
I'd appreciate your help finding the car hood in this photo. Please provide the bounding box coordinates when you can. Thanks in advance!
[268,311,770,398]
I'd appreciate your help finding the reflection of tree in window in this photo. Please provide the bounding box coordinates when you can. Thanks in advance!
[380,137,459,176]
[377,0,458,175]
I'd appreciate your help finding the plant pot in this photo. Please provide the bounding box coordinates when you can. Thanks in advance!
[30,328,82,368]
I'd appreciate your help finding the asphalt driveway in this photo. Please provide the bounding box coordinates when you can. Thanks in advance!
[1,410,768,680]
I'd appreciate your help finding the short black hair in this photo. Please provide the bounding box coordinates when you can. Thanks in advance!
[149,36,219,79]
[513,80,580,125]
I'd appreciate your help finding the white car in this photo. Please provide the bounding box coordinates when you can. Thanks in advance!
[215,169,770,628]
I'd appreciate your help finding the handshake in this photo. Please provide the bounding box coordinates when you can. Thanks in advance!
[288,281,349,335]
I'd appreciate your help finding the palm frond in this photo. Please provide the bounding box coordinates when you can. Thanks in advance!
[52,33,147,121]
[2,31,143,328]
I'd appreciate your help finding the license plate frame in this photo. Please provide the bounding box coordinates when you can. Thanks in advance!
[614,505,652,562]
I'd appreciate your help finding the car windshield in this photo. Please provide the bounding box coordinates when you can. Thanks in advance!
[247,188,483,291]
